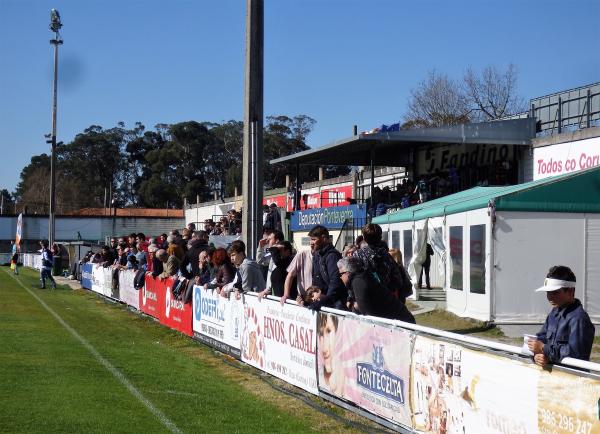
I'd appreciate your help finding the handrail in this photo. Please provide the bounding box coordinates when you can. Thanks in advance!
[321,306,600,373]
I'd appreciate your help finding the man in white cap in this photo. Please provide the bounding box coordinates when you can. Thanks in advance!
[528,265,595,366]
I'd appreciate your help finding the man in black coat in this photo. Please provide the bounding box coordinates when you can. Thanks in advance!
[308,225,346,310]
[338,256,415,323]
[180,230,210,279]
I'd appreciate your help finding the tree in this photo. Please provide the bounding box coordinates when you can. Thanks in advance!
[404,65,525,128]
[0,189,14,214]
[404,71,471,128]
[464,64,527,121]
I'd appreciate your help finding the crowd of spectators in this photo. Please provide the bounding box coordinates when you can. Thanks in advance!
[72,215,416,324]
[369,169,460,217]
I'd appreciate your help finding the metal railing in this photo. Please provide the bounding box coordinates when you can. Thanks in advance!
[530,82,600,135]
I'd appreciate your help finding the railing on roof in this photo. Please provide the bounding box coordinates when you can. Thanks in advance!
[530,82,600,136]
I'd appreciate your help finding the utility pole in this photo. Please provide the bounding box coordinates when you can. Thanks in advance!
[48,9,63,245]
[242,0,264,259]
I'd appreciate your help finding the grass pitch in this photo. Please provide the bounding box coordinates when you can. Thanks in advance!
[0,267,373,434]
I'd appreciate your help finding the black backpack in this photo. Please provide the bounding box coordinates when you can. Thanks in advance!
[134,269,146,290]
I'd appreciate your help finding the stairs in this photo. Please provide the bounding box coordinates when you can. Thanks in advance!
[416,287,446,302]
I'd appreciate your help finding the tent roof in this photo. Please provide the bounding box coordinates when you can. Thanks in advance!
[270,118,536,167]
[372,166,600,224]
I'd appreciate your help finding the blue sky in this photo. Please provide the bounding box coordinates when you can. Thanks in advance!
[1,0,599,193]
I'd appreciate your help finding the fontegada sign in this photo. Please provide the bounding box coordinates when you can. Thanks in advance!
[290,204,366,231]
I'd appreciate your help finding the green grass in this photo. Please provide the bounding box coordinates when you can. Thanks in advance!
[0,267,369,433]
[415,308,506,339]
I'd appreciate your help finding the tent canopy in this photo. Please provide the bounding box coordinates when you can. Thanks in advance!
[373,165,600,224]
[270,118,536,167]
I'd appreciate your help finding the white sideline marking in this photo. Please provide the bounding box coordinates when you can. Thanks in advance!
[4,271,183,434]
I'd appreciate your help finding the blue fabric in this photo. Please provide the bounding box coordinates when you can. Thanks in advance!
[536,298,595,362]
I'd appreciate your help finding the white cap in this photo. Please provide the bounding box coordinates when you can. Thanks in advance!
[535,277,576,292]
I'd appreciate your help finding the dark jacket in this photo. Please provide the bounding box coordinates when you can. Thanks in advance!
[207,262,236,289]
[269,250,293,297]
[349,271,415,323]
[353,242,412,300]
[151,256,163,278]
[180,239,209,279]
[536,298,595,362]
[310,243,346,310]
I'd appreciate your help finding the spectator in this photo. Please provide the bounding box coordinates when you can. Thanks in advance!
[342,244,358,257]
[150,245,163,278]
[338,256,415,323]
[166,235,185,262]
[229,240,265,295]
[353,223,412,303]
[388,248,403,267]
[187,222,196,232]
[156,249,180,281]
[180,230,210,279]
[256,229,285,288]
[39,240,57,289]
[10,240,19,275]
[206,247,236,294]
[108,237,119,261]
[197,248,215,286]
[263,203,282,232]
[528,265,595,365]
[127,233,137,248]
[418,243,434,290]
[159,233,168,249]
[413,176,430,203]
[297,285,321,306]
[136,233,149,252]
[126,255,139,271]
[280,248,313,306]
[132,244,147,271]
[308,225,346,310]
[203,219,215,234]
[258,240,294,298]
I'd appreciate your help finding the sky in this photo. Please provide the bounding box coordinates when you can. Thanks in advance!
[1,0,599,193]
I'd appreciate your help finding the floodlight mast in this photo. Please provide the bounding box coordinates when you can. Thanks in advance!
[48,9,63,245]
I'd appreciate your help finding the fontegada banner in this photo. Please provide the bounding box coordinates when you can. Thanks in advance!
[316,313,413,427]
[192,284,243,358]
[241,294,318,394]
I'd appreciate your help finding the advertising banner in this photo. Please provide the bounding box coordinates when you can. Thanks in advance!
[290,204,366,231]
[102,267,118,300]
[316,313,413,427]
[81,263,93,290]
[411,336,538,434]
[161,278,193,336]
[140,275,165,320]
[533,137,600,180]
[192,284,243,358]
[537,369,600,434]
[118,269,139,310]
[241,294,318,394]
[91,264,105,295]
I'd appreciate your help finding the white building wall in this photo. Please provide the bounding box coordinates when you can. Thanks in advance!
[493,211,585,323]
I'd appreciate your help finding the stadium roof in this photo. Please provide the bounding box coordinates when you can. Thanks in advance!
[270,118,536,167]
[372,165,600,224]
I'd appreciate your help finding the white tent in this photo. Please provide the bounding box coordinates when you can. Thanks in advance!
[373,167,600,323]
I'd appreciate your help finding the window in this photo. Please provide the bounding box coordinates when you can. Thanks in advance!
[469,225,486,294]
[391,231,400,250]
[449,226,463,290]
[403,230,413,268]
